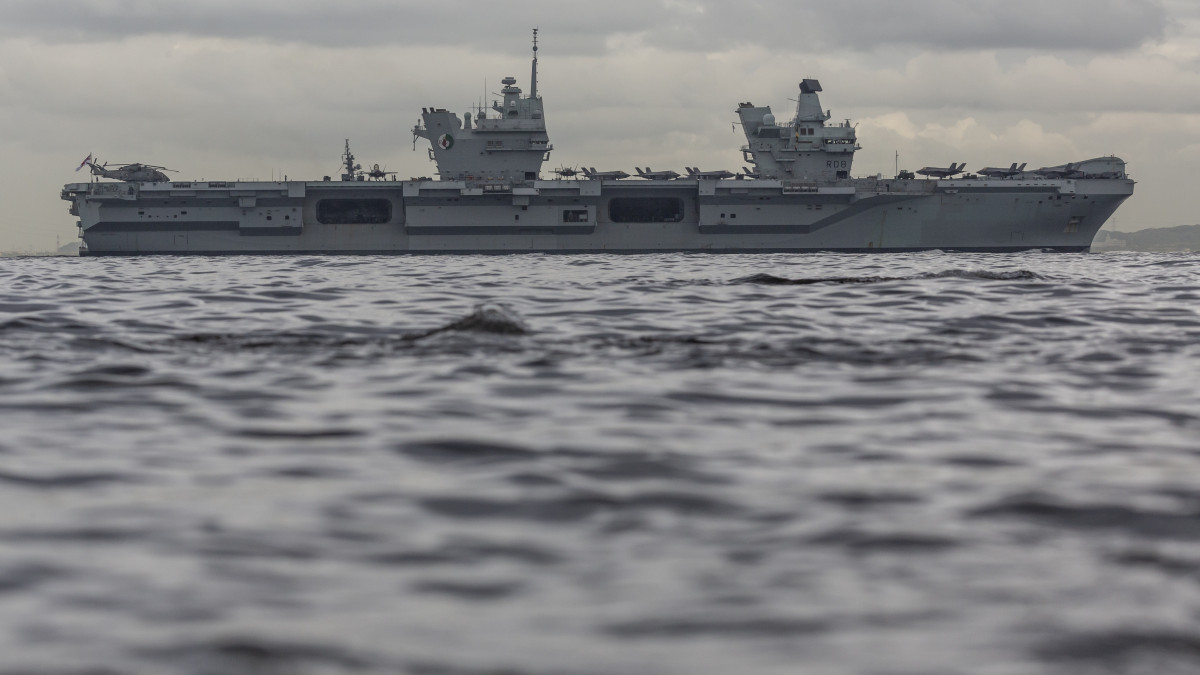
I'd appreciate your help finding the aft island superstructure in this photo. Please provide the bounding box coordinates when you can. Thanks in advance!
[61,31,1134,255]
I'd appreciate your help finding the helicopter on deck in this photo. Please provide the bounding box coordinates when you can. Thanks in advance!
[81,156,173,183]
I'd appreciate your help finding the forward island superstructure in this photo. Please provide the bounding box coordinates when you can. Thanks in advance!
[61,31,1134,255]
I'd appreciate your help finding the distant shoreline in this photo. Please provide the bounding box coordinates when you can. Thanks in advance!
[0,242,81,257]
[1093,224,1200,252]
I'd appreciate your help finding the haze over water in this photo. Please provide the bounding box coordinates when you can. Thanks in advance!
[0,251,1198,674]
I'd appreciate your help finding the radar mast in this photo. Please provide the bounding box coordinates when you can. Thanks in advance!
[530,28,539,100]
[341,139,362,181]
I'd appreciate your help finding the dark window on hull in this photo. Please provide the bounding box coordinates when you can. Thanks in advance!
[316,199,392,224]
[608,197,684,223]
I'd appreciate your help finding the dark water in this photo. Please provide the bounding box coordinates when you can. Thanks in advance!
[1,251,1199,675]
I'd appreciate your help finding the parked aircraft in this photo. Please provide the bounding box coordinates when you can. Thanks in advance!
[1034,163,1082,179]
[916,163,966,179]
[634,167,681,180]
[581,167,630,180]
[364,164,397,181]
[978,163,1027,178]
[82,158,173,183]
[685,167,736,180]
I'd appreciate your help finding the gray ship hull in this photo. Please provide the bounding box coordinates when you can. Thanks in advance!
[62,175,1133,256]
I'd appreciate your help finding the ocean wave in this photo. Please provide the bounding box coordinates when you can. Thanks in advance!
[414,302,531,337]
[0,470,139,490]
[732,269,1044,285]
[969,493,1200,540]
[419,489,741,522]
[141,636,378,673]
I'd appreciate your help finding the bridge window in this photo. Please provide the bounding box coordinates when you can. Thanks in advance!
[609,197,684,223]
[316,199,392,224]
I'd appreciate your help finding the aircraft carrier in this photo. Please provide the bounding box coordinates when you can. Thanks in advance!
[61,31,1134,256]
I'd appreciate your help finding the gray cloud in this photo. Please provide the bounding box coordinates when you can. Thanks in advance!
[0,0,1168,53]
[0,0,654,53]
[661,0,1168,53]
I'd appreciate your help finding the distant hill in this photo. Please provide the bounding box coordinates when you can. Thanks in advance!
[1093,224,1200,252]
[0,241,80,257]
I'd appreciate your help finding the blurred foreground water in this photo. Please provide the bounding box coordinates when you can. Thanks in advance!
[0,251,1198,675]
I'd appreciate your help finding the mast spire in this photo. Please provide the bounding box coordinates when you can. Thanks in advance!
[530,28,539,99]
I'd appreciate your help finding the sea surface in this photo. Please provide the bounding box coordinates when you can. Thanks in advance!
[0,251,1198,675]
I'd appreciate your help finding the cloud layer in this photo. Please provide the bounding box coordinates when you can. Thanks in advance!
[0,0,1169,52]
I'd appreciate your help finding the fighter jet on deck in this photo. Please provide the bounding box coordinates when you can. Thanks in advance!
[634,167,681,180]
[685,167,736,180]
[581,167,630,180]
[1034,163,1082,179]
[978,163,1027,178]
[364,164,398,181]
[915,163,966,179]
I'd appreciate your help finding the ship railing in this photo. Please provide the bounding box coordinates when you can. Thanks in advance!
[89,182,139,198]
[781,181,819,194]
[484,141,554,153]
[473,120,549,132]
[849,177,937,194]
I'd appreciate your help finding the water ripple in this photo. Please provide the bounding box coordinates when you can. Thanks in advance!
[0,251,1197,674]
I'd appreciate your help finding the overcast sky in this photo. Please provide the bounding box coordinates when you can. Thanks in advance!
[0,0,1194,250]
